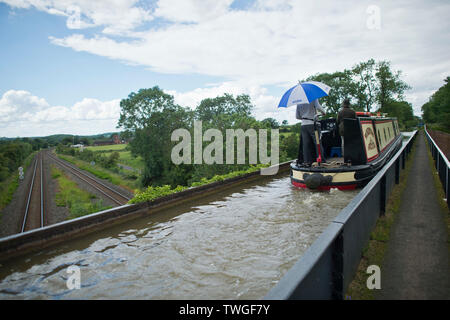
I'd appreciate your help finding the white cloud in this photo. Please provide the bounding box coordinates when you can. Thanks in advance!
[0,90,120,137]
[2,0,153,34]
[43,1,450,114]
[154,0,234,23]
[3,0,450,125]
[0,90,49,122]
[165,82,293,124]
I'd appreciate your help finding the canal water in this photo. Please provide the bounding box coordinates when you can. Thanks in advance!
[0,175,357,299]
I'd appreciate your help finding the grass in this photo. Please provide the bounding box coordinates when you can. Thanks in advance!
[85,144,128,152]
[0,151,37,218]
[85,143,144,172]
[51,165,112,220]
[345,134,417,300]
[102,150,144,171]
[56,153,138,192]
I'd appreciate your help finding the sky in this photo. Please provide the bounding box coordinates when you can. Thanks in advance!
[0,0,449,138]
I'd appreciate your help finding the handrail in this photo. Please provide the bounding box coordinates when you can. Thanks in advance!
[425,126,450,167]
[424,126,449,208]
[265,130,418,299]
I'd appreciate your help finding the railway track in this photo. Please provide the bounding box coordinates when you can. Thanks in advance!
[46,151,131,206]
[21,152,45,233]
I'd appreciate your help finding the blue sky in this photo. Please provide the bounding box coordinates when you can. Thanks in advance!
[0,2,222,106]
[1,0,449,137]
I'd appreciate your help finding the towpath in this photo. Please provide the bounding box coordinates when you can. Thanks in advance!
[376,130,449,299]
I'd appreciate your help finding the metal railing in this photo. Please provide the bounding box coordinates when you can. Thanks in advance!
[265,130,418,299]
[424,126,450,208]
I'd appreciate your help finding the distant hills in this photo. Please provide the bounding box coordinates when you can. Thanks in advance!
[0,132,121,145]
[0,132,119,141]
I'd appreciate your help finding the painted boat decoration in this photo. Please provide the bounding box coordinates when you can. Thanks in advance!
[291,113,403,190]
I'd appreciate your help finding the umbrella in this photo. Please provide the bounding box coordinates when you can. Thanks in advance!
[278,81,331,108]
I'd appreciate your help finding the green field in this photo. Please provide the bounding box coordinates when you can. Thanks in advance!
[104,151,144,171]
[85,144,144,171]
[85,144,128,152]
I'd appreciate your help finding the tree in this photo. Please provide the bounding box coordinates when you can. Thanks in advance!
[421,76,450,132]
[280,133,299,161]
[381,101,417,130]
[261,117,280,129]
[375,61,411,110]
[306,70,360,114]
[117,87,193,187]
[189,93,262,183]
[195,93,253,130]
[351,59,378,112]
[305,59,410,115]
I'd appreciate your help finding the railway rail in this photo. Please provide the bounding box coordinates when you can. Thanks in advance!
[21,152,45,233]
[46,151,131,206]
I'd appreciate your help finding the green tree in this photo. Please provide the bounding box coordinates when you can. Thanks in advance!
[381,101,417,130]
[375,60,411,110]
[280,133,299,161]
[261,117,280,129]
[190,94,262,183]
[117,87,193,187]
[351,59,378,112]
[422,76,450,132]
[195,93,254,130]
[306,70,360,114]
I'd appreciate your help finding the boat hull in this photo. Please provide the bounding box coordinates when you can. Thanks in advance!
[290,162,376,190]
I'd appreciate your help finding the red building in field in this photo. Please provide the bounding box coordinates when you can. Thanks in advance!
[93,134,121,146]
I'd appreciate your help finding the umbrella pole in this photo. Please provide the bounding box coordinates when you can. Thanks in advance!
[314,124,322,165]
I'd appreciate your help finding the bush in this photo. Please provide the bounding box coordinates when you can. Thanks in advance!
[128,164,268,204]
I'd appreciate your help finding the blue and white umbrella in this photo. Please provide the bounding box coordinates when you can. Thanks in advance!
[278,81,331,108]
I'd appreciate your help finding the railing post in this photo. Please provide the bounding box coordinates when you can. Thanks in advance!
[436,151,439,170]
[447,167,449,208]
[395,158,400,184]
[332,230,344,300]
[402,150,406,170]
[380,174,386,216]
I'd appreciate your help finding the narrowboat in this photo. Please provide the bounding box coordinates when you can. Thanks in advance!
[291,113,403,190]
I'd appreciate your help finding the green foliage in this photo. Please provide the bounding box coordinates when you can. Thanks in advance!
[422,76,450,132]
[57,154,136,191]
[306,69,360,114]
[129,184,187,204]
[118,86,194,187]
[305,58,411,127]
[380,101,418,130]
[375,60,411,110]
[117,88,272,189]
[195,93,253,128]
[0,151,37,215]
[0,140,33,183]
[129,164,268,204]
[261,117,280,129]
[280,133,299,161]
[51,166,111,219]
[56,145,120,169]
